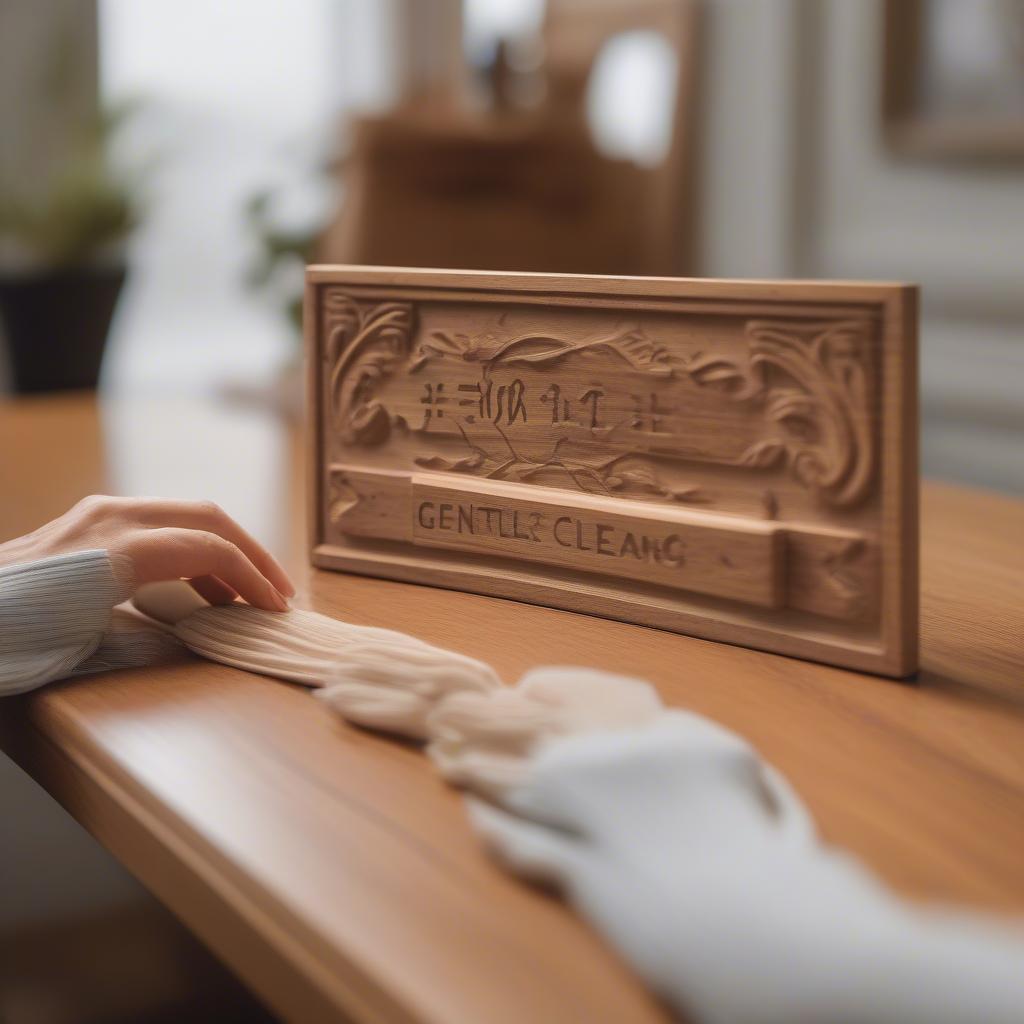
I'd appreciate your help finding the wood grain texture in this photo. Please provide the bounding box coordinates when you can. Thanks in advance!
[308,266,918,675]
[2,395,1022,1024]
[411,474,781,605]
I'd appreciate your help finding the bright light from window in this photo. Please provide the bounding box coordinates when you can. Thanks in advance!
[96,0,343,394]
[586,30,677,168]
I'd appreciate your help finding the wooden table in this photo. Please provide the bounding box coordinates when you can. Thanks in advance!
[2,393,1023,1024]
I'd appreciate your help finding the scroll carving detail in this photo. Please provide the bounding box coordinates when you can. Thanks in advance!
[689,320,874,507]
[325,292,414,446]
[410,325,674,378]
[325,300,875,508]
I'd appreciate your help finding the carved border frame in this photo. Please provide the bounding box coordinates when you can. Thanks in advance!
[307,267,918,677]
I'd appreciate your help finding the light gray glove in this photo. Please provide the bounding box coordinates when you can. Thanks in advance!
[470,712,1024,1024]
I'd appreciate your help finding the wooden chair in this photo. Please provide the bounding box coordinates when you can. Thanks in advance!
[318,0,699,277]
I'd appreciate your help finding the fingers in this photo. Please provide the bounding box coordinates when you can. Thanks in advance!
[2,495,295,612]
[188,574,238,606]
[126,498,295,597]
[127,528,289,612]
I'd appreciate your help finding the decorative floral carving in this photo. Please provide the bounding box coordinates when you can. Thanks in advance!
[415,424,707,503]
[327,470,358,526]
[688,320,874,507]
[410,326,673,378]
[325,300,874,509]
[324,291,414,446]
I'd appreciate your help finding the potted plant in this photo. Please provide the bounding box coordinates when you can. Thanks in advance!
[230,179,329,418]
[0,104,142,393]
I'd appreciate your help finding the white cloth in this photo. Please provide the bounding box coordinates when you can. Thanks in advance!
[132,580,503,737]
[470,712,1024,1024]
[11,570,1024,1022]
[0,549,180,695]
[426,666,664,798]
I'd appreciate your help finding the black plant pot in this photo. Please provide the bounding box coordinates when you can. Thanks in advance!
[0,266,126,393]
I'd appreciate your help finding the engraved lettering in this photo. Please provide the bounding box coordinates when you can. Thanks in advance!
[541,383,562,424]
[631,392,669,432]
[402,477,784,612]
[498,512,515,539]
[489,378,528,426]
[480,506,501,534]
[526,511,544,542]
[512,512,531,541]
[575,520,592,552]
[641,536,662,563]
[417,502,435,529]
[662,535,686,568]
[554,516,573,547]
[457,380,489,423]
[595,523,616,556]
[580,387,605,429]
[620,532,642,560]
[416,497,720,575]
[419,382,448,428]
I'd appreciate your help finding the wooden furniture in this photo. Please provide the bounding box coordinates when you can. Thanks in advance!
[543,0,701,273]
[308,267,918,676]
[2,393,1024,1024]
[320,112,646,275]
[882,0,1024,160]
[318,0,699,276]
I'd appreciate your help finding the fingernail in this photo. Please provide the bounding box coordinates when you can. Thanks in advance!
[274,589,290,612]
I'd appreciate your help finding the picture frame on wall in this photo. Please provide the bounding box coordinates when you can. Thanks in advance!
[882,0,1024,159]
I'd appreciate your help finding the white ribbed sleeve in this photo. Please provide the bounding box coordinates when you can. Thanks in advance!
[0,549,181,696]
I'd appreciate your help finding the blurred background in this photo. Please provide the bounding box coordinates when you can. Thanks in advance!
[1,0,1021,488]
[0,1,1022,1021]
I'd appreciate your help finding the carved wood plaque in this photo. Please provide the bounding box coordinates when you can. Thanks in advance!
[307,267,918,676]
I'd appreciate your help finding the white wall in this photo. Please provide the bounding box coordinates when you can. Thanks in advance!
[697,0,1023,494]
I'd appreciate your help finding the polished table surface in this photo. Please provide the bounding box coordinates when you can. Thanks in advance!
[2,393,1023,1024]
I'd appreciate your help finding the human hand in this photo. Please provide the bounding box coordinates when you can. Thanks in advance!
[0,495,295,612]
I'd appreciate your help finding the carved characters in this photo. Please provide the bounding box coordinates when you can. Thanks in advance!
[323,294,876,510]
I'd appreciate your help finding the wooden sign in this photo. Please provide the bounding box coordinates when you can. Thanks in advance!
[307,267,918,676]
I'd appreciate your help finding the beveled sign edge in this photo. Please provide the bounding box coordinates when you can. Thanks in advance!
[305,266,919,678]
